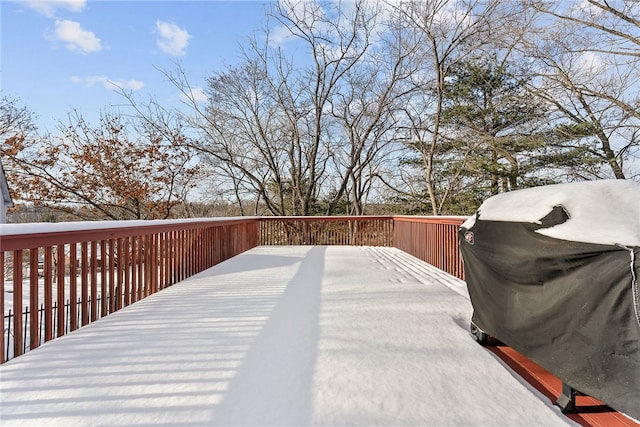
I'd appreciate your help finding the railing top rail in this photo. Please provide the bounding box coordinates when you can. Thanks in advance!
[0,217,260,252]
[392,215,468,225]
[259,215,393,222]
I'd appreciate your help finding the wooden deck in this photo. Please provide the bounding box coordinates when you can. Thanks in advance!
[1,246,636,426]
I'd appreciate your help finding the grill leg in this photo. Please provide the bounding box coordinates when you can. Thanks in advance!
[469,321,489,345]
[555,382,577,413]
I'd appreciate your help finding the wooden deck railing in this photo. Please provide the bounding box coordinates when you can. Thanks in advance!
[1,215,466,363]
[259,215,466,278]
[393,216,467,280]
[260,216,394,246]
[0,218,260,363]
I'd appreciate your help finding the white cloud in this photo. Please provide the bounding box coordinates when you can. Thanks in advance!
[433,1,472,29]
[269,24,294,46]
[20,0,86,17]
[50,19,102,54]
[576,51,605,77]
[155,21,191,56]
[269,0,391,47]
[267,0,324,47]
[180,86,207,103]
[71,75,144,91]
[572,0,605,17]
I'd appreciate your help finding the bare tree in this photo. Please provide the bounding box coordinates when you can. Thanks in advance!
[323,5,419,215]
[0,95,37,140]
[164,0,386,216]
[521,0,640,179]
[390,0,504,214]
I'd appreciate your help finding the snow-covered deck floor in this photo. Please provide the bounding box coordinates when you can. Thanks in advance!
[0,246,573,426]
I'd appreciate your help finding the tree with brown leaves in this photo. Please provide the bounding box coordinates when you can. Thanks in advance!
[1,107,199,220]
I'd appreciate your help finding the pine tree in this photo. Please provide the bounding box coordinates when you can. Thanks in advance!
[439,59,599,208]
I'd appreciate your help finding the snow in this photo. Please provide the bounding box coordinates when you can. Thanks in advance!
[0,246,574,426]
[0,217,260,236]
[462,180,640,246]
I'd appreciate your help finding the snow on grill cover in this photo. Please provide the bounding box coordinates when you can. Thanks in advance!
[458,179,640,420]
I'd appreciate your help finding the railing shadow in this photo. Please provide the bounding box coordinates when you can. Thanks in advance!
[211,246,324,425]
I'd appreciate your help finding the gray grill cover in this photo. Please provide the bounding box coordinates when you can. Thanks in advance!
[459,206,640,419]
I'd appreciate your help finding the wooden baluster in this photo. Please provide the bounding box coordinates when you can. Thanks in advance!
[69,243,78,332]
[56,244,66,338]
[13,250,23,357]
[44,246,53,342]
[29,248,39,351]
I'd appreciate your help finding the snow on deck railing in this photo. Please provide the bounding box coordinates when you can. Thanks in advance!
[1,215,467,363]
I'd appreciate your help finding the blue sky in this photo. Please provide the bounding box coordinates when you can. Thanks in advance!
[2,0,272,131]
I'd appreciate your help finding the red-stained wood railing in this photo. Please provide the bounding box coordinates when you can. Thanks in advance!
[260,216,394,246]
[260,215,466,279]
[392,216,467,280]
[2,215,466,363]
[1,218,260,363]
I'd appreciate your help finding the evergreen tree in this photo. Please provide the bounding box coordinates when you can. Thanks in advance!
[439,59,597,208]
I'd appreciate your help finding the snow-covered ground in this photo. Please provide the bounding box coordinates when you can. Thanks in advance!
[0,246,574,426]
